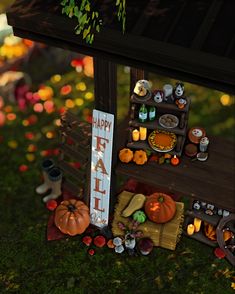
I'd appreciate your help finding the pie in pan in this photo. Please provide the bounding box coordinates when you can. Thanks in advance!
[148,130,177,152]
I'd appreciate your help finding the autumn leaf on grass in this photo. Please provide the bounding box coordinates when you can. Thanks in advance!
[231,282,235,290]
[180,248,193,255]
[154,276,163,289]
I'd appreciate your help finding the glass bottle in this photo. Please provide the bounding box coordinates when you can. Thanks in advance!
[138,104,148,122]
[149,106,156,121]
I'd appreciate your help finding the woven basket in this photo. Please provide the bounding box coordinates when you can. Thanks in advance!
[112,191,184,250]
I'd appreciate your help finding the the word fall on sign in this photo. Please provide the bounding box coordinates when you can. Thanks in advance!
[90,109,114,228]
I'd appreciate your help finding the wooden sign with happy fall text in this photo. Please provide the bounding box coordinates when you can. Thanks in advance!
[90,109,114,227]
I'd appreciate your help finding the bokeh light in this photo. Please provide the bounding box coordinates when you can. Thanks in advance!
[75,98,84,106]
[85,92,93,100]
[220,94,231,106]
[33,103,44,113]
[50,74,61,83]
[65,99,75,108]
[76,82,86,91]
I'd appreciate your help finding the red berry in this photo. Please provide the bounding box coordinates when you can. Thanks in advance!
[88,249,95,256]
[82,236,92,246]
[46,200,57,211]
[19,164,28,172]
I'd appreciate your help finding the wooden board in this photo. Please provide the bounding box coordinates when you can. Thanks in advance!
[116,125,235,212]
[6,0,235,94]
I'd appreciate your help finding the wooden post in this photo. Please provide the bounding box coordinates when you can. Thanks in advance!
[93,57,117,215]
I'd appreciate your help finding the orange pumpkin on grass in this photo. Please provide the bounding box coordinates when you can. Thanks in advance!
[145,193,176,223]
[54,199,90,236]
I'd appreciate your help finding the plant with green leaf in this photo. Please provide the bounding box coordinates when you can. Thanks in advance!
[61,0,126,44]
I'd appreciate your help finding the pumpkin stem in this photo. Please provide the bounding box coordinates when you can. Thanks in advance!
[158,196,164,203]
[67,204,76,212]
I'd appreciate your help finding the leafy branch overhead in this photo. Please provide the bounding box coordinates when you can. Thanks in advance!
[61,0,126,44]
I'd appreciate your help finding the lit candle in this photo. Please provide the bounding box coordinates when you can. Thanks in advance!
[187,224,195,235]
[139,127,147,140]
[193,218,201,232]
[171,155,180,166]
[132,129,140,141]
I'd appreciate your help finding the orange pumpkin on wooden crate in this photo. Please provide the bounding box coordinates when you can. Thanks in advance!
[145,193,176,223]
[54,199,90,236]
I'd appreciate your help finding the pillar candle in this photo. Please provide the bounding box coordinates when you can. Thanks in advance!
[193,218,201,232]
[187,224,195,235]
[139,127,147,140]
[132,129,140,141]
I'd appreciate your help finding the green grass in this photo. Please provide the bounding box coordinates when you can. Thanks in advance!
[0,63,234,293]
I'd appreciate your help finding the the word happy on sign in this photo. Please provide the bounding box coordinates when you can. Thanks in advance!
[90,109,114,227]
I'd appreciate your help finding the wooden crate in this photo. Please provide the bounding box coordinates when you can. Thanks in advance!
[59,111,91,205]
[112,191,184,250]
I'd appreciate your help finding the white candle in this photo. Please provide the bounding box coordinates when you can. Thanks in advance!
[139,127,147,140]
[193,218,201,232]
[187,224,195,235]
[132,129,140,141]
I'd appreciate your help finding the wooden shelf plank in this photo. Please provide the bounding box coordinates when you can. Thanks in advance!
[183,216,217,247]
[130,95,190,112]
[127,140,183,156]
[186,209,221,227]
[129,118,187,135]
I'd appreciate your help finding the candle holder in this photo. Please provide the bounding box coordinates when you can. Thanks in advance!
[171,155,180,166]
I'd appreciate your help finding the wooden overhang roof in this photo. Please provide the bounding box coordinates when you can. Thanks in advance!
[6,0,235,94]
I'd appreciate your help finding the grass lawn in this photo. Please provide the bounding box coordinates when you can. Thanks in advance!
[0,54,234,293]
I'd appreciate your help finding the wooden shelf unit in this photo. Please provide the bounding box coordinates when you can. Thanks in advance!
[128,93,190,156]
[183,215,218,247]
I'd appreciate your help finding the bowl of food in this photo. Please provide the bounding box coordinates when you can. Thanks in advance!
[159,114,179,129]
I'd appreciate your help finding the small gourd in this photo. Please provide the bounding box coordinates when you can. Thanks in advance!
[133,210,147,223]
[133,150,148,165]
[119,148,133,163]
[122,194,146,217]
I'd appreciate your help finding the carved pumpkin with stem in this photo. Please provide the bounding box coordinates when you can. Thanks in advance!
[145,193,176,224]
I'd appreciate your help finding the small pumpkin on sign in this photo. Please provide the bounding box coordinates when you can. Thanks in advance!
[54,199,90,236]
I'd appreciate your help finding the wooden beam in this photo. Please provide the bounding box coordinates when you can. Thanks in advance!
[93,58,117,214]
[94,57,117,113]
[191,0,223,50]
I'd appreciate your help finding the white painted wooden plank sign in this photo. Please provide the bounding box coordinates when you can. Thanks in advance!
[90,109,114,227]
